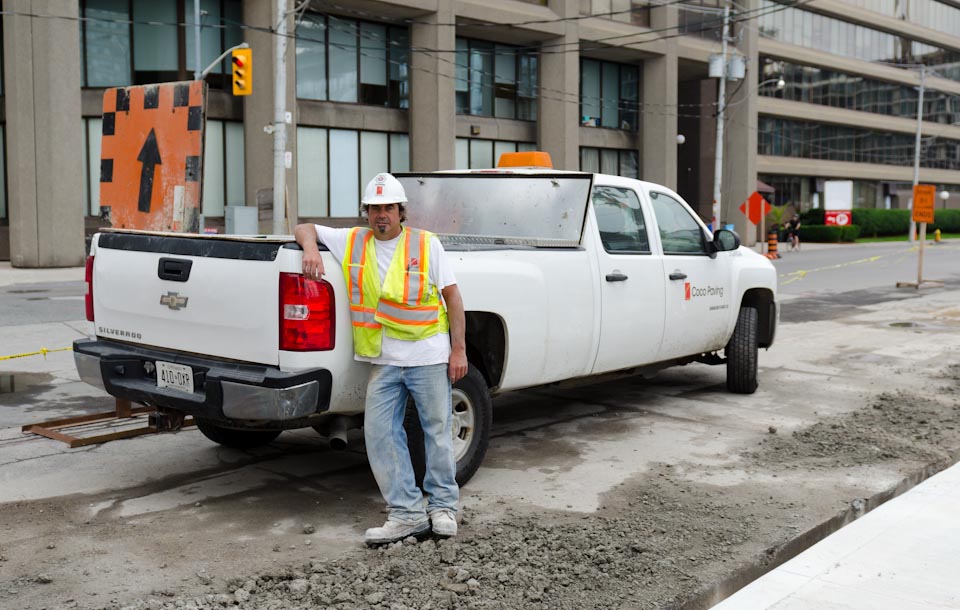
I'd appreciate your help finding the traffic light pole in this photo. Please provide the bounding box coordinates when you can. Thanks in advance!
[272,0,288,236]
[711,2,730,234]
[192,0,202,80]
[200,43,249,79]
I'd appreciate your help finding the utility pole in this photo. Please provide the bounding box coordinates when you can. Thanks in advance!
[272,0,288,235]
[909,65,925,243]
[192,0,201,80]
[711,1,730,233]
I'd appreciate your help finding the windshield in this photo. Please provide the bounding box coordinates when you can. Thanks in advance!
[395,174,592,247]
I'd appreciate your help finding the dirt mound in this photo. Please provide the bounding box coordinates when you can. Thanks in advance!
[744,391,960,470]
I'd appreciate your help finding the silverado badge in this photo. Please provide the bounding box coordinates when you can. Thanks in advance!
[160,292,189,311]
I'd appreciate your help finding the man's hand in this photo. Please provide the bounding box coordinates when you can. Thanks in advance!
[294,224,325,280]
[449,347,467,384]
[442,284,468,384]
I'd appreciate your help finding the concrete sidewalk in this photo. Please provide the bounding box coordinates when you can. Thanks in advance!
[712,461,960,609]
[0,262,85,287]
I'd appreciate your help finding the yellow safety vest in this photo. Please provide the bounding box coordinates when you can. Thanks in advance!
[342,226,450,357]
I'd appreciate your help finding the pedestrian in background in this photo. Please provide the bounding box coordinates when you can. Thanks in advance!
[786,214,802,251]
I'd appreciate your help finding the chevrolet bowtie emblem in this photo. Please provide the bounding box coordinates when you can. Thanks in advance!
[160,292,189,311]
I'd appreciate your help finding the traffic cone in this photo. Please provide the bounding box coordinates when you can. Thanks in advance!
[764,228,780,259]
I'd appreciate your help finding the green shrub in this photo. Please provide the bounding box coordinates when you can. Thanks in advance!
[800,225,843,242]
[795,208,960,237]
[930,209,960,233]
[840,224,861,241]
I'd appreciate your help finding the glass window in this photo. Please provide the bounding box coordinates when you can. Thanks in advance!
[328,17,358,103]
[601,62,619,128]
[329,129,359,215]
[581,59,601,125]
[297,126,329,216]
[581,147,600,173]
[518,55,537,121]
[85,119,103,216]
[84,0,132,87]
[457,37,537,120]
[650,191,706,254]
[389,133,410,173]
[133,1,178,81]
[203,120,226,217]
[455,138,469,169]
[360,23,388,106]
[1,126,7,220]
[469,139,494,169]
[592,186,650,253]
[469,41,494,116]
[360,131,389,190]
[296,12,327,100]
[581,58,638,130]
[580,147,638,178]
[185,0,223,75]
[494,141,517,166]
[389,27,409,109]
[494,46,517,118]
[225,122,245,206]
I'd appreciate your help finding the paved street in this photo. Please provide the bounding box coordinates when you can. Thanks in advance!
[0,245,958,609]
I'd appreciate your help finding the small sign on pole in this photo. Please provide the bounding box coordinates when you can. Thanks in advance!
[912,184,936,224]
[897,183,942,290]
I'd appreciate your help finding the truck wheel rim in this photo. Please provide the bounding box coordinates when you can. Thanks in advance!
[451,388,475,462]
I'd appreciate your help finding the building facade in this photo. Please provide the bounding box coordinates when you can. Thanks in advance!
[2,0,959,265]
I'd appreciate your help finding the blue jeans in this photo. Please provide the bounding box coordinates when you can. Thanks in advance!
[364,363,459,523]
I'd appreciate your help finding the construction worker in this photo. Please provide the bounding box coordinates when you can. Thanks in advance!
[294,173,467,546]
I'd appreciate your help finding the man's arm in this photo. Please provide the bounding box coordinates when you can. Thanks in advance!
[294,223,324,280]
[441,284,468,384]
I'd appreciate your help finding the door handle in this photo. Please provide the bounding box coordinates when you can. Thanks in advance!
[669,272,687,281]
[158,258,193,282]
[605,273,628,282]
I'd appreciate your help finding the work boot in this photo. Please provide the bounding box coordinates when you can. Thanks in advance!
[429,509,458,538]
[364,518,430,546]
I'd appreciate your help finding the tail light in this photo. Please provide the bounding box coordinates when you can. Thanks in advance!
[84,255,94,322]
[279,273,335,351]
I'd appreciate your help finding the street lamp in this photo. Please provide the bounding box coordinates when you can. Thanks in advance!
[758,77,786,91]
[940,190,950,209]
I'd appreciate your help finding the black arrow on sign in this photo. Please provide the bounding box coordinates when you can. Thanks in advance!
[137,128,162,213]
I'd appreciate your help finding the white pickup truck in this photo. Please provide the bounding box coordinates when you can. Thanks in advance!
[74,169,778,484]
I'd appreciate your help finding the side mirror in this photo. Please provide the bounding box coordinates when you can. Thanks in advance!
[708,229,740,258]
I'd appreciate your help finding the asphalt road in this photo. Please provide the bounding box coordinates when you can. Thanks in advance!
[1,246,959,609]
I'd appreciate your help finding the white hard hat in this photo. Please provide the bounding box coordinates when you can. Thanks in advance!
[362,173,407,205]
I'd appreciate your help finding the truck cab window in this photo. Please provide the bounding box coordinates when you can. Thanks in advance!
[592,186,650,253]
[649,192,707,255]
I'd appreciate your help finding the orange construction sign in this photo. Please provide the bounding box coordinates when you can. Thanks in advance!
[739,191,771,225]
[99,81,206,232]
[912,184,936,224]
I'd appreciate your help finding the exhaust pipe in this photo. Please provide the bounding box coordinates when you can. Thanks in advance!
[328,416,351,450]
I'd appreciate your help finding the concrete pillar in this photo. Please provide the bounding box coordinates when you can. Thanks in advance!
[724,0,759,245]
[3,0,85,267]
[642,4,679,188]
[243,0,298,228]
[538,0,579,170]
[410,4,456,171]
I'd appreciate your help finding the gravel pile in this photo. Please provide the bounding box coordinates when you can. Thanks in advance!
[745,390,960,470]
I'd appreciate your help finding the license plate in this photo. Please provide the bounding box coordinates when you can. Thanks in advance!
[156,361,194,394]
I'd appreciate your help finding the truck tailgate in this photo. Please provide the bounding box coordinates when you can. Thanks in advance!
[92,232,284,366]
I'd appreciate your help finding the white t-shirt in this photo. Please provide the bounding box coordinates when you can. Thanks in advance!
[313,224,457,366]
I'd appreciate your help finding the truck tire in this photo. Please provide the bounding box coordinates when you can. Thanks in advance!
[404,365,492,488]
[726,306,759,394]
[194,418,281,450]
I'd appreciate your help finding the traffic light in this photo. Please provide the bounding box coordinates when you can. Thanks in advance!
[232,48,252,96]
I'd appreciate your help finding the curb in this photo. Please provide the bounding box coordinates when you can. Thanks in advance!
[671,455,959,610]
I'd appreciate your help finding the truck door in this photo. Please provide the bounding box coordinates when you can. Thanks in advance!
[591,185,666,374]
[648,190,733,360]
